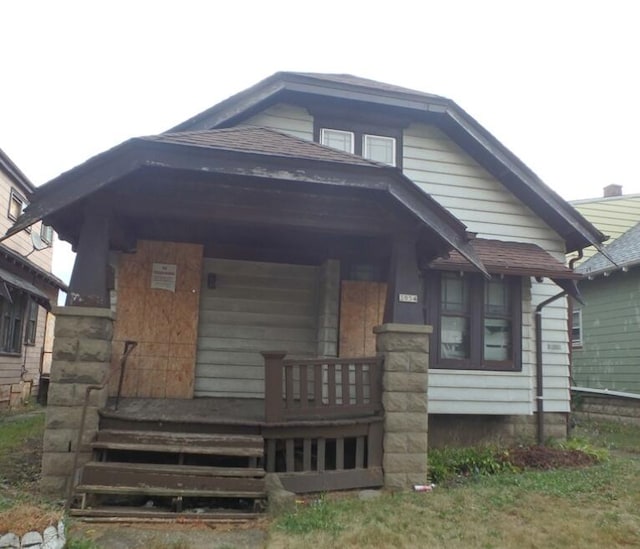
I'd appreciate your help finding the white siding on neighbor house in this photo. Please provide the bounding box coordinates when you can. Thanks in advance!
[195,258,319,398]
[0,170,54,272]
[403,123,570,415]
[240,104,314,141]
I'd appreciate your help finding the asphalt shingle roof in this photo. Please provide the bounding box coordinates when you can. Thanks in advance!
[142,126,387,168]
[577,221,640,276]
[431,238,580,279]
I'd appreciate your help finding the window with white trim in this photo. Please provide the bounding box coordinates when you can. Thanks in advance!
[363,134,396,166]
[8,189,26,221]
[40,224,53,245]
[319,127,398,166]
[571,308,582,347]
[320,129,354,154]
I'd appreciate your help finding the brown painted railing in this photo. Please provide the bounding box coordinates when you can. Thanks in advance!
[262,352,383,423]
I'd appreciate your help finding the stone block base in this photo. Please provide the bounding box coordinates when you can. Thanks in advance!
[572,392,640,427]
[428,413,569,448]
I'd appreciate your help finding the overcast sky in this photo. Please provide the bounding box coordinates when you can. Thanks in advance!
[1,1,638,283]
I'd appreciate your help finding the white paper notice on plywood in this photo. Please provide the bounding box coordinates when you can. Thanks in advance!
[151,263,177,292]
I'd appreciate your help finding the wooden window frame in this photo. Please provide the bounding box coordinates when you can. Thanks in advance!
[24,299,38,346]
[425,272,522,371]
[0,288,28,355]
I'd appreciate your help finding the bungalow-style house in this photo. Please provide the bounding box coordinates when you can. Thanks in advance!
[570,186,640,399]
[0,148,64,409]
[8,72,606,517]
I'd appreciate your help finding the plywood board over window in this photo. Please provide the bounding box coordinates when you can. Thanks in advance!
[111,240,203,399]
[339,281,386,357]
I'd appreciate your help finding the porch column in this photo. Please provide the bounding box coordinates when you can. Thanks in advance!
[384,234,422,324]
[41,307,114,494]
[374,323,431,490]
[66,202,111,308]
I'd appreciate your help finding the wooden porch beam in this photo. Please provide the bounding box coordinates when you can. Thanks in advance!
[66,202,110,307]
[384,234,423,324]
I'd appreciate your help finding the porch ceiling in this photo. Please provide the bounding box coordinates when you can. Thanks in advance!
[7,127,487,275]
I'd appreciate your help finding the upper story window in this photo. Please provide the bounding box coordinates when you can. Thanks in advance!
[363,134,396,166]
[320,128,397,167]
[40,224,53,245]
[426,272,522,371]
[320,129,354,154]
[8,189,27,221]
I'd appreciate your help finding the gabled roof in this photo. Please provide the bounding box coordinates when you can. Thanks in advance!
[170,71,606,255]
[6,126,487,276]
[578,221,640,277]
[0,147,36,195]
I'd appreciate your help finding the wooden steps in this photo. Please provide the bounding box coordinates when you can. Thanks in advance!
[91,429,264,457]
[72,427,267,517]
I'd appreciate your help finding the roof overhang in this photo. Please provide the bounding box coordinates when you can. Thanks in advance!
[6,129,488,276]
[0,266,52,310]
[430,238,583,301]
[169,72,608,256]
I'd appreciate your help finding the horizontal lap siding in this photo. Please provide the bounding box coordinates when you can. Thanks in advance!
[195,258,319,398]
[573,272,640,394]
[572,196,640,262]
[405,123,569,414]
[240,104,313,140]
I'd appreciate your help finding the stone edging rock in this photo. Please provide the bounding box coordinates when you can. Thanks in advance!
[0,520,65,549]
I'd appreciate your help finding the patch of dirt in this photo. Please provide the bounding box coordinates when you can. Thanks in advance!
[505,446,598,470]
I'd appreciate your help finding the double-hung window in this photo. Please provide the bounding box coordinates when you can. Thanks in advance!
[428,272,522,371]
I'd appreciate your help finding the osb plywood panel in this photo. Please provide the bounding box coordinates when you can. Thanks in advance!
[111,240,203,399]
[339,281,387,358]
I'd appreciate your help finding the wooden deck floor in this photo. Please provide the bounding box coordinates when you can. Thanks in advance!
[104,397,265,425]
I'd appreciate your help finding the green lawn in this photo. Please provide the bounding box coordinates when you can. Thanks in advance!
[2,407,640,548]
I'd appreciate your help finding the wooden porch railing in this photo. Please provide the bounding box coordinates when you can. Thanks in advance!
[262,352,383,423]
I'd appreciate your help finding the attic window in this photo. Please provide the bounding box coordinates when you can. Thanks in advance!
[8,189,26,222]
[320,129,354,154]
[363,134,396,166]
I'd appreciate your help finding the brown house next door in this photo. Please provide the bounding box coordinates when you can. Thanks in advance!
[339,281,386,357]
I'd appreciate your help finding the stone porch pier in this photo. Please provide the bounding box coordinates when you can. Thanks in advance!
[374,323,431,490]
[41,307,114,494]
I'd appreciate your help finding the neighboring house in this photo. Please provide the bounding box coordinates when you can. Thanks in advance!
[570,186,640,394]
[0,149,65,408]
[9,73,605,514]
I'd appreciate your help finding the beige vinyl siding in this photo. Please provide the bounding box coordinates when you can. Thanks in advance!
[0,171,54,272]
[404,123,570,415]
[195,258,319,398]
[240,104,314,141]
[571,195,640,263]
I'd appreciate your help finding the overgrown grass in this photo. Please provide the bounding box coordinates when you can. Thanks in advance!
[270,421,640,548]
[573,418,640,453]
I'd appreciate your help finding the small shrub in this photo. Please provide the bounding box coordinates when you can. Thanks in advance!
[428,446,515,484]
